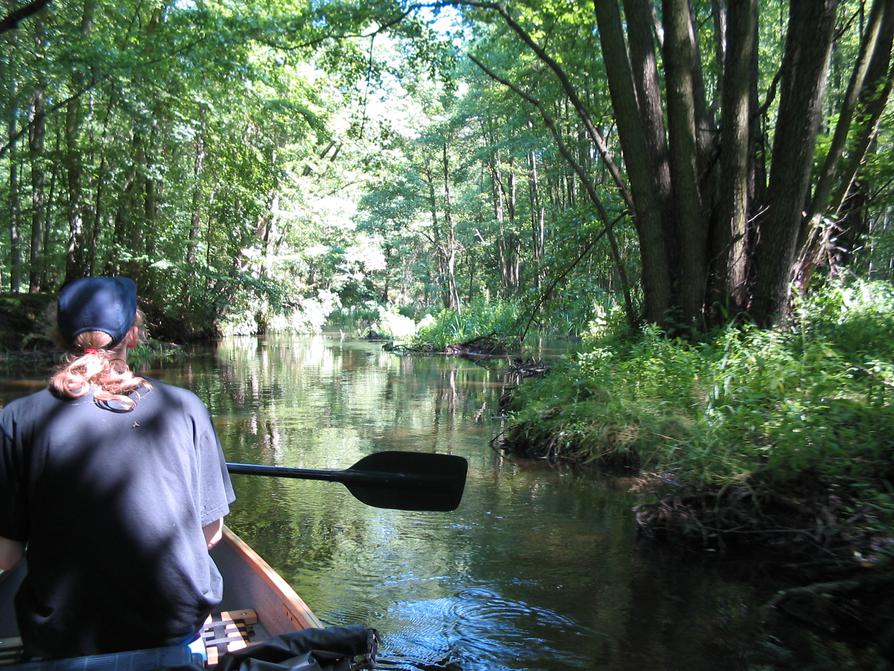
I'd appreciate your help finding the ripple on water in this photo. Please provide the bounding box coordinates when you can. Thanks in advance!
[361,586,607,671]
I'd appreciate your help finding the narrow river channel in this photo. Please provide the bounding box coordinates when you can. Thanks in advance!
[0,335,772,670]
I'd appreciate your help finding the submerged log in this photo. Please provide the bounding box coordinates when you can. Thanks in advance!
[444,334,509,356]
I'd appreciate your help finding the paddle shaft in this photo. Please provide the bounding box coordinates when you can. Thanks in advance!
[226,463,433,489]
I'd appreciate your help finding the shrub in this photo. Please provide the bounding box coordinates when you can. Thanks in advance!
[503,278,894,493]
[412,297,522,351]
[268,290,341,334]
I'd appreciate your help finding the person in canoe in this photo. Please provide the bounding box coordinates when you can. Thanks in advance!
[0,276,235,660]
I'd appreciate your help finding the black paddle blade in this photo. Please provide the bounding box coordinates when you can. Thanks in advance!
[344,451,468,512]
[227,452,469,512]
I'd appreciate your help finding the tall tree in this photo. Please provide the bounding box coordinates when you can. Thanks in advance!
[5,9,22,292]
[749,0,839,325]
[453,0,893,328]
[27,14,46,293]
[64,0,97,281]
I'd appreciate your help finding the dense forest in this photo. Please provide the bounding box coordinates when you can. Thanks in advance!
[2,0,894,662]
[2,0,891,339]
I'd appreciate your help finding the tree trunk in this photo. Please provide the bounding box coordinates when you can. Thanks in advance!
[663,0,708,324]
[491,151,521,292]
[748,0,767,209]
[128,131,147,274]
[109,131,140,276]
[594,0,672,324]
[43,126,59,276]
[710,0,756,314]
[28,83,46,293]
[187,118,206,267]
[685,0,717,180]
[441,142,460,310]
[63,0,96,282]
[490,152,510,290]
[749,0,838,326]
[5,17,21,292]
[623,0,676,276]
[143,117,160,264]
[112,156,135,242]
[527,144,545,268]
[423,161,451,309]
[64,96,87,280]
[832,178,870,270]
[710,0,727,110]
[88,151,106,275]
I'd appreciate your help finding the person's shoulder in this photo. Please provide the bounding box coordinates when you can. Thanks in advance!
[0,387,59,424]
[2,387,57,413]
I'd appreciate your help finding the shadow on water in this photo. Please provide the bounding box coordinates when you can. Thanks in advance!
[0,335,775,670]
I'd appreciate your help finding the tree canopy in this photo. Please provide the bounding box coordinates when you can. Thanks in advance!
[1,0,892,339]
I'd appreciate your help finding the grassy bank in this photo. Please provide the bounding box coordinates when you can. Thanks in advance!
[409,298,522,353]
[502,279,894,554]
[500,279,894,660]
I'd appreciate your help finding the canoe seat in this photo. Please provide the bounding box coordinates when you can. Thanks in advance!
[0,636,23,666]
[199,609,259,667]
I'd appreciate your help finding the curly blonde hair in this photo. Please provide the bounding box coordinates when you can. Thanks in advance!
[50,311,151,411]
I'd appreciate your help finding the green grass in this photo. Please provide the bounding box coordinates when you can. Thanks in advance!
[504,279,894,503]
[411,297,522,351]
[129,339,188,367]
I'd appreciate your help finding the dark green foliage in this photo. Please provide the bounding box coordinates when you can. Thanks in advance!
[0,0,892,345]
[0,293,56,350]
[504,280,894,492]
[411,297,522,351]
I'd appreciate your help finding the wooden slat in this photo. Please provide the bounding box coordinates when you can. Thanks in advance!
[0,636,23,667]
[220,609,258,625]
[201,607,259,667]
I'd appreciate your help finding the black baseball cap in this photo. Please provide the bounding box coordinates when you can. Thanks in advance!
[57,277,137,348]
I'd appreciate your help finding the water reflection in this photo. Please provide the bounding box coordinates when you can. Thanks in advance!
[0,336,767,670]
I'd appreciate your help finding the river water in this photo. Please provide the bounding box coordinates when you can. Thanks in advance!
[0,335,772,670]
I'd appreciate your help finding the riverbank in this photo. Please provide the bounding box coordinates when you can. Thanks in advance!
[0,293,56,351]
[0,292,187,367]
[497,280,894,665]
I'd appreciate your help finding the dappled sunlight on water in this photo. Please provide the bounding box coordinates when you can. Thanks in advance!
[0,335,770,670]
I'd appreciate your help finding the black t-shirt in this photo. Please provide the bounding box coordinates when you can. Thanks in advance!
[0,378,235,658]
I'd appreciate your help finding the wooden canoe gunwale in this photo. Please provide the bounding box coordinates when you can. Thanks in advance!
[214,526,323,634]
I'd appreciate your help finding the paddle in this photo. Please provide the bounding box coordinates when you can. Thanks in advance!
[226,451,468,512]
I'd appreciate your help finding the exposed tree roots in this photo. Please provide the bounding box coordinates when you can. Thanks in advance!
[635,479,894,663]
[498,410,894,662]
[396,333,516,356]
[634,481,880,560]
[444,334,511,356]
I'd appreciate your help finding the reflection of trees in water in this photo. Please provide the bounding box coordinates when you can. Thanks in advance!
[432,367,458,435]
[209,336,505,577]
[129,336,763,668]
[170,339,527,502]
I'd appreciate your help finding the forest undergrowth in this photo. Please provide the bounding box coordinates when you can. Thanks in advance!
[404,297,524,354]
[498,278,894,662]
